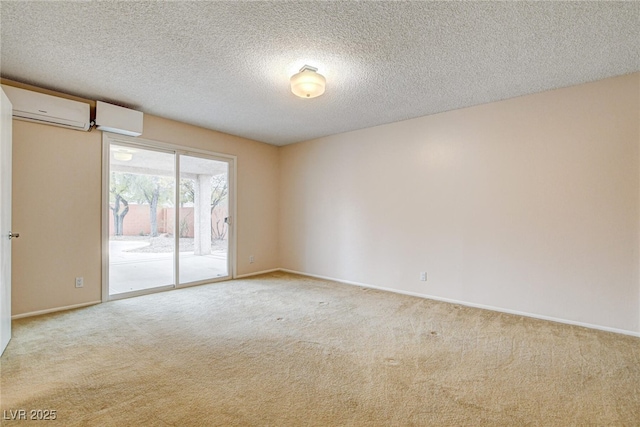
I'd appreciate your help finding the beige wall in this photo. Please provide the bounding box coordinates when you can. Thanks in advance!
[10,73,640,333]
[279,73,640,333]
[12,113,279,316]
[12,121,103,315]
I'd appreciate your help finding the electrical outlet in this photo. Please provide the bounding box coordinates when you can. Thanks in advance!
[249,255,255,264]
[420,272,427,282]
[75,277,84,288]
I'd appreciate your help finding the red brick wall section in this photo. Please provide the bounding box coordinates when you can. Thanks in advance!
[109,204,228,238]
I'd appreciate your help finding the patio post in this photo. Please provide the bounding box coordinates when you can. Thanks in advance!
[193,174,212,256]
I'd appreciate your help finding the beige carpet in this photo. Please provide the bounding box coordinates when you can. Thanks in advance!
[1,272,638,426]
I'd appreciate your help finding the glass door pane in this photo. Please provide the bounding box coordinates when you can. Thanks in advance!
[178,155,229,285]
[108,144,176,295]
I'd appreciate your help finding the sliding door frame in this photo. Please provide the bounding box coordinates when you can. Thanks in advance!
[101,133,237,302]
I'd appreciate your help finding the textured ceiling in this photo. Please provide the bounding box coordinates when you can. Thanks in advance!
[1,1,638,146]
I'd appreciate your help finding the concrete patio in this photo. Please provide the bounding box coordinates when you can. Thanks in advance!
[109,240,228,295]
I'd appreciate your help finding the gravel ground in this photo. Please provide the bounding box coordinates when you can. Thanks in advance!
[111,235,227,253]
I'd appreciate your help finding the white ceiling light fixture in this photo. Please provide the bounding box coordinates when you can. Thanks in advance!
[290,65,326,99]
[112,147,136,161]
[114,151,133,161]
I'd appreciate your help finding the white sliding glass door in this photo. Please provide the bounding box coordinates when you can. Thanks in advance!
[178,155,229,285]
[104,135,234,300]
[108,145,176,295]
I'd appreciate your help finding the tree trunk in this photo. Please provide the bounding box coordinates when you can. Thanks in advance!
[111,197,120,236]
[148,191,159,237]
[118,198,129,235]
[115,216,121,236]
[110,194,129,236]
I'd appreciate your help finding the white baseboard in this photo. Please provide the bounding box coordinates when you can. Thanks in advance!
[12,301,102,320]
[234,268,281,279]
[13,270,280,319]
[279,269,640,338]
[12,270,640,338]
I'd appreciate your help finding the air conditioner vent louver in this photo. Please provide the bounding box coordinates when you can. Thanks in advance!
[1,84,90,131]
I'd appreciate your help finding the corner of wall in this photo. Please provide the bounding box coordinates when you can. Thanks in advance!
[275,145,283,270]
[637,73,640,333]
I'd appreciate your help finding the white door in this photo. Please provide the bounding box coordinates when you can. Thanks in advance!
[0,88,13,355]
[178,154,231,285]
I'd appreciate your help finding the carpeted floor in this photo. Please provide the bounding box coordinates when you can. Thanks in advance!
[1,272,638,426]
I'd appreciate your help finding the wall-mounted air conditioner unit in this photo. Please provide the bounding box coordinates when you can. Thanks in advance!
[1,84,90,131]
[95,101,143,137]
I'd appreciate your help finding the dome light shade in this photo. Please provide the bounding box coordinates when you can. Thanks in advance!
[114,151,133,161]
[112,147,135,161]
[290,65,326,98]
